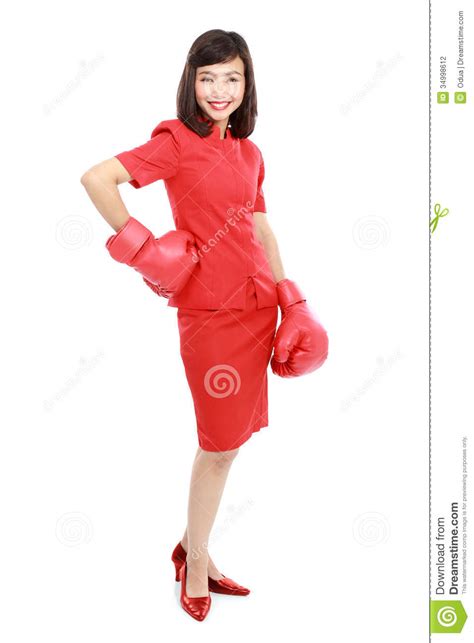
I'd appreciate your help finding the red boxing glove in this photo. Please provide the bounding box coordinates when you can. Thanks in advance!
[106,216,199,298]
[270,279,328,378]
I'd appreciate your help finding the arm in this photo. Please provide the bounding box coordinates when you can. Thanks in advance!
[81,157,199,298]
[253,212,328,377]
[81,121,181,232]
[80,157,134,232]
[252,211,286,283]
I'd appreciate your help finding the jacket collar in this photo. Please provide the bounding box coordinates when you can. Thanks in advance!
[196,113,234,141]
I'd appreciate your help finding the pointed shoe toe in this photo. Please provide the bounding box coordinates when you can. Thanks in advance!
[179,561,211,621]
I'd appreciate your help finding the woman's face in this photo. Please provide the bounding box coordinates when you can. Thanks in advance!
[195,56,246,124]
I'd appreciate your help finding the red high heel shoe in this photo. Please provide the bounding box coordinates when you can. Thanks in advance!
[179,560,211,621]
[172,541,251,596]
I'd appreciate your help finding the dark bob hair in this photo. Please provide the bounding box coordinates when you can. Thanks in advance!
[176,29,259,139]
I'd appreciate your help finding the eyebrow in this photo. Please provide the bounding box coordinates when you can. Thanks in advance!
[198,70,243,77]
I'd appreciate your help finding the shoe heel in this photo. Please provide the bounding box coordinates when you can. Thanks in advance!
[172,557,181,581]
[171,541,187,581]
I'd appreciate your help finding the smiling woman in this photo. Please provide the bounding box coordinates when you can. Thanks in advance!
[81,27,328,623]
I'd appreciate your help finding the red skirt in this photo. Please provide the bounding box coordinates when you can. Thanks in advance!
[176,276,279,452]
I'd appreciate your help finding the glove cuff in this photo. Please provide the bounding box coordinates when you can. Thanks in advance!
[143,276,172,298]
[105,216,151,264]
[276,279,306,309]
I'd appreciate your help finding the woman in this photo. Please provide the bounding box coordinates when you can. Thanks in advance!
[81,29,327,622]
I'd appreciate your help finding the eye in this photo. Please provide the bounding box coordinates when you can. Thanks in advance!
[201,77,213,83]
[229,78,239,82]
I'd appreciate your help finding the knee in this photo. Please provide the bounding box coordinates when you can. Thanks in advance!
[201,446,240,469]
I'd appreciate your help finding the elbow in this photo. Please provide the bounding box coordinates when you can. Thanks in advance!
[80,169,96,186]
[80,170,91,185]
[81,164,119,188]
[81,165,105,186]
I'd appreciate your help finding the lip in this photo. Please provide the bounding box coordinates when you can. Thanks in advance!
[208,101,231,110]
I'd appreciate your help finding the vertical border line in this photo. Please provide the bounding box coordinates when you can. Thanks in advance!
[429,0,432,641]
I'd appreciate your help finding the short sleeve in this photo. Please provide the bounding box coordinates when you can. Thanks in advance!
[114,122,180,189]
[254,150,267,213]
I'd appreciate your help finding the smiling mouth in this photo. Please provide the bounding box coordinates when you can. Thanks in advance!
[208,101,231,109]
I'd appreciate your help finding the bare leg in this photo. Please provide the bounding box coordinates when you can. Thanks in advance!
[183,445,240,597]
[180,529,228,582]
[180,527,225,581]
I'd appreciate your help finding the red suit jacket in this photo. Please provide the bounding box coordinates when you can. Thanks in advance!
[114,117,278,310]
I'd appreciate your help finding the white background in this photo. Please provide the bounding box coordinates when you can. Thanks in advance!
[1,0,431,640]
